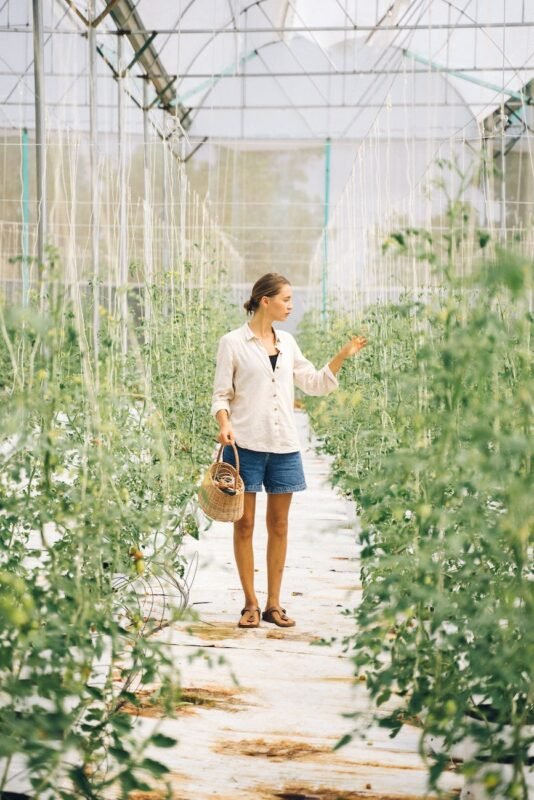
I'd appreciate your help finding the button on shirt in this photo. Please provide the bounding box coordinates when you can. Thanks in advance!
[211,322,339,453]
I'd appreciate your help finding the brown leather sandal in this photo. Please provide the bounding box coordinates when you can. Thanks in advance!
[237,606,261,629]
[262,606,296,628]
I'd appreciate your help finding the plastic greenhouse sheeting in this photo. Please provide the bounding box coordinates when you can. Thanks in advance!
[1,1,533,141]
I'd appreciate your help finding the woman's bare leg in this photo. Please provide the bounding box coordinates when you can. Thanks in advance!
[233,492,259,625]
[265,492,293,612]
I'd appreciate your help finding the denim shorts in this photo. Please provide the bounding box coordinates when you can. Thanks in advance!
[222,445,307,494]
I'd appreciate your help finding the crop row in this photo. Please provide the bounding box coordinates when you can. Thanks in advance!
[300,250,533,799]
[0,257,236,798]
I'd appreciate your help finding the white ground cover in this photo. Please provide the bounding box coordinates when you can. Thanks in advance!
[113,413,463,800]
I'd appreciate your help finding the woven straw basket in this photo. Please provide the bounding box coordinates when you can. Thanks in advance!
[198,443,245,522]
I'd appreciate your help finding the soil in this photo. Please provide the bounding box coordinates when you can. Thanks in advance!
[119,685,246,717]
[261,787,459,800]
[214,738,331,761]
[184,622,240,641]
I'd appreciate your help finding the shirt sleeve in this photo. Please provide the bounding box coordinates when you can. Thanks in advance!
[292,337,339,396]
[210,336,235,418]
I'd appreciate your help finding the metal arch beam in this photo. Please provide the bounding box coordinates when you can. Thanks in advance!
[124,30,157,73]
[171,49,258,106]
[275,0,294,36]
[177,0,342,134]
[403,49,534,105]
[175,0,272,93]
[10,66,532,79]
[179,38,320,139]
[19,23,534,34]
[3,98,498,111]
[403,49,534,157]
[59,0,191,126]
[105,0,190,125]
[365,0,414,45]
[62,0,123,27]
[61,0,89,27]
[484,79,534,159]
[183,136,209,162]
[93,0,123,27]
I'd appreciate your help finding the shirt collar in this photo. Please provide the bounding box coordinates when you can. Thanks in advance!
[243,322,283,349]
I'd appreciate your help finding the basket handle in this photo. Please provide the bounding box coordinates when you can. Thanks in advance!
[217,441,240,477]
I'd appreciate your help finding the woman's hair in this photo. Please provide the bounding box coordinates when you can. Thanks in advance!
[244,272,291,315]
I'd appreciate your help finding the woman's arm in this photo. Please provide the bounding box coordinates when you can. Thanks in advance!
[328,335,367,376]
[211,337,236,444]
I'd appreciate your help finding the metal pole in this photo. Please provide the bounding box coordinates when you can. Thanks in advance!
[322,137,331,325]
[500,105,507,243]
[118,35,128,356]
[88,0,100,367]
[179,137,186,301]
[161,110,170,316]
[20,22,534,34]
[143,78,152,335]
[520,82,534,230]
[21,127,30,306]
[32,0,46,282]
[403,49,534,105]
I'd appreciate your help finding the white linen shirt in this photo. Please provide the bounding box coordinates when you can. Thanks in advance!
[210,322,338,453]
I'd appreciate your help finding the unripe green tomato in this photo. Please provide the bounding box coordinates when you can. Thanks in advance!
[483,772,500,790]
[21,593,34,611]
[444,699,457,716]
[417,504,432,521]
[9,606,29,626]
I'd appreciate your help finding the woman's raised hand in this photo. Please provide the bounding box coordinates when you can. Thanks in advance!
[342,334,368,357]
[328,334,368,377]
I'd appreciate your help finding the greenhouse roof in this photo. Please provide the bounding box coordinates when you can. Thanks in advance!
[1,0,533,146]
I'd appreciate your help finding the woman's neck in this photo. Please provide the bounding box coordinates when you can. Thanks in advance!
[248,313,275,339]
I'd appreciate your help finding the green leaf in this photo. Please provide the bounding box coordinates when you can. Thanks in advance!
[429,753,449,785]
[69,765,93,794]
[109,745,131,764]
[118,769,145,793]
[478,230,491,249]
[84,685,103,700]
[376,690,391,706]
[140,757,170,777]
[150,733,177,748]
[333,733,352,751]
[110,713,133,733]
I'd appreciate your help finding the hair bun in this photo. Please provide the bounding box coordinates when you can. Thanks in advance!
[244,273,291,316]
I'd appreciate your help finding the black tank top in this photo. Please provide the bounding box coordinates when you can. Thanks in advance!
[269,353,279,371]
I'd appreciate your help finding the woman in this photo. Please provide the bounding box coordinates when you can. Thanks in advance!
[211,273,367,629]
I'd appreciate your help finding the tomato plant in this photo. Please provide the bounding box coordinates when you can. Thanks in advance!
[0,254,238,797]
[300,249,533,798]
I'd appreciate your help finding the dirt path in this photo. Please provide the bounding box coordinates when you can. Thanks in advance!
[130,413,462,800]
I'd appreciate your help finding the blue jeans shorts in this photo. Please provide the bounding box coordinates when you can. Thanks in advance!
[222,445,307,494]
